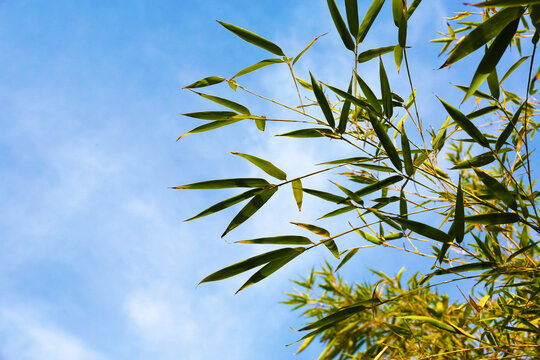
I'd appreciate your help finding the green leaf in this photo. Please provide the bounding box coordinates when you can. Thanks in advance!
[406,0,423,19]
[440,7,524,67]
[357,45,396,63]
[354,175,403,198]
[231,58,284,79]
[400,188,408,220]
[368,115,403,171]
[231,152,287,181]
[318,157,368,165]
[332,181,364,205]
[255,118,266,131]
[327,0,355,51]
[355,163,395,173]
[295,77,314,91]
[276,128,335,138]
[356,229,383,244]
[235,235,313,245]
[182,111,239,120]
[338,81,353,134]
[380,59,393,118]
[236,250,302,292]
[487,68,500,100]
[172,178,269,190]
[399,316,458,333]
[199,247,301,284]
[291,222,331,237]
[303,188,347,203]
[391,217,452,242]
[383,232,403,240]
[292,179,303,211]
[500,56,529,84]
[185,188,261,221]
[324,239,341,259]
[398,9,407,47]
[472,0,540,7]
[394,44,403,72]
[465,212,520,224]
[474,168,517,210]
[355,74,381,113]
[300,299,378,331]
[345,0,359,38]
[438,97,489,147]
[392,0,404,26]
[432,261,495,276]
[451,152,495,169]
[455,178,465,244]
[496,103,523,150]
[467,105,499,119]
[194,92,251,114]
[455,85,494,100]
[464,18,519,102]
[401,127,414,176]
[222,187,278,237]
[184,76,225,89]
[310,73,336,128]
[217,21,285,56]
[358,0,386,42]
[325,83,372,110]
[293,33,328,66]
[335,248,359,271]
[318,205,356,219]
[177,119,242,140]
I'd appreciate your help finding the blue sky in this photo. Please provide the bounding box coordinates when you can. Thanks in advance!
[0,1,536,359]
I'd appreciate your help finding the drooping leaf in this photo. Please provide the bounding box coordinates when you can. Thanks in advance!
[184,76,225,89]
[487,68,500,100]
[310,73,336,128]
[383,232,403,240]
[217,21,285,56]
[293,33,328,65]
[451,152,495,169]
[276,128,335,138]
[172,178,269,190]
[194,92,250,114]
[335,247,359,271]
[291,222,331,237]
[356,229,383,245]
[391,217,452,242]
[398,10,407,47]
[474,168,517,210]
[392,0,404,26]
[496,103,523,150]
[345,0,359,38]
[235,235,313,245]
[319,156,369,165]
[255,118,266,131]
[440,7,524,67]
[182,111,239,120]
[300,299,379,331]
[222,187,278,237]
[303,188,347,203]
[295,77,314,91]
[332,181,364,205]
[455,178,465,244]
[357,45,396,63]
[357,0,386,42]
[368,115,403,171]
[432,261,495,276]
[231,152,287,181]
[463,18,519,102]
[327,0,355,51]
[185,188,261,221]
[406,0,423,19]
[324,239,341,259]
[455,85,494,100]
[318,205,356,219]
[354,175,403,198]
[292,179,303,211]
[394,44,403,72]
[465,212,520,224]
[338,81,353,134]
[325,83,372,110]
[354,163,395,173]
[400,188,408,220]
[500,56,529,84]
[355,74,381,113]
[467,105,498,119]
[380,59,393,118]
[231,58,284,79]
[177,119,242,140]
[199,247,301,284]
[401,127,414,176]
[438,97,489,147]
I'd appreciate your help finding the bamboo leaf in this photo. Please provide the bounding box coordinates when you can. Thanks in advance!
[217,21,285,56]
[199,247,301,284]
[368,115,403,171]
[496,103,523,150]
[471,0,540,7]
[383,232,403,240]
[455,178,465,244]
[255,119,266,131]
[276,128,334,138]
[400,188,408,220]
[451,152,495,169]
[500,56,529,84]
[325,83,372,109]
[438,98,489,147]
[231,58,284,79]
[394,44,403,72]
[332,181,364,205]
[380,59,393,118]
[465,212,520,224]
[300,299,378,331]
[177,119,241,140]
[327,0,355,51]
[293,33,328,65]
[355,163,395,173]
[432,261,495,276]
[185,188,262,221]
[392,0,404,27]
[354,175,403,198]
[291,222,331,237]
[172,178,269,190]
[345,0,359,38]
[406,0,423,19]
[474,168,517,210]
[338,81,353,134]
[310,73,336,128]
[319,205,356,219]
[398,10,407,47]
[467,105,499,119]
[487,68,500,100]
[464,18,519,102]
[292,179,303,211]
[440,7,524,67]
[356,229,383,244]
[222,187,278,237]
[355,74,381,113]
[194,92,250,114]
[303,188,347,203]
[235,235,313,245]
[401,127,414,176]
[357,45,396,63]
[182,111,239,120]
[184,76,225,89]
[324,239,341,259]
[358,0,386,42]
[335,248,359,271]
[231,152,287,180]
[399,316,458,333]
[391,217,452,242]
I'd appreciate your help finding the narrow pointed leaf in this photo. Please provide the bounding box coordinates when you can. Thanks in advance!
[400,188,408,219]
[319,205,356,219]
[392,0,403,26]
[438,98,489,147]
[232,152,287,180]
[465,212,520,224]
[355,74,381,113]
[356,229,383,244]
[358,45,395,63]
[380,59,393,118]
[437,242,451,264]
[172,178,269,190]
[338,82,353,134]
[467,106,499,119]
[217,21,285,56]
[401,128,414,176]
[464,18,519,102]
[358,0,386,42]
[185,188,261,221]
[345,0,359,38]
[231,58,284,79]
[324,239,341,259]
[199,247,300,284]
[472,0,540,7]
[368,115,403,171]
[400,316,458,333]
[293,33,328,65]
[222,187,278,237]
[474,168,517,210]
[291,222,331,237]
[383,232,403,240]
[236,236,312,245]
[432,261,495,276]
[276,128,334,138]
[355,163,395,173]
[451,152,495,169]
[455,178,465,244]
[303,188,347,203]
[182,111,239,120]
[194,92,250,114]
[406,0,423,19]
[496,104,523,150]
[391,217,452,242]
[292,179,303,211]
[487,68,500,100]
[177,119,241,140]
[332,181,364,205]
[354,175,403,198]
[500,56,529,84]
[325,83,372,109]
[300,299,378,330]
[335,248,359,271]
[394,44,403,72]
[441,7,524,67]
[398,11,407,47]
[184,76,225,89]
[255,118,266,131]
[327,0,355,51]
[310,73,336,128]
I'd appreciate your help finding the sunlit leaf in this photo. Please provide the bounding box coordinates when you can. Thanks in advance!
[177,119,242,140]
[303,188,347,203]
[401,127,414,176]
[184,76,225,89]
[327,0,355,51]
[194,92,250,114]
[217,21,285,56]
[500,56,529,84]
[392,217,452,242]
[438,97,489,147]
[399,316,458,333]
[293,33,328,65]
[310,72,336,128]
[455,178,464,244]
[496,103,523,150]
[398,10,407,47]
[487,68,500,100]
[276,128,335,138]
[471,0,540,7]
[354,163,395,173]
[300,299,379,331]
[345,0,359,38]
[357,45,396,63]
[451,152,495,169]
[392,0,404,26]
[185,188,261,221]
[232,152,287,181]
[338,81,353,134]
[358,0,386,42]
[335,248,359,271]
[380,59,393,118]
[182,111,239,120]
[292,179,303,211]
[172,178,269,190]
[406,0,423,19]
[368,115,403,171]
[474,168,517,210]
[394,44,403,72]
[232,58,284,79]
[353,175,403,198]
[332,181,364,205]
[355,74,381,113]
[291,222,331,237]
[355,229,383,244]
[318,205,356,219]
[235,235,313,245]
